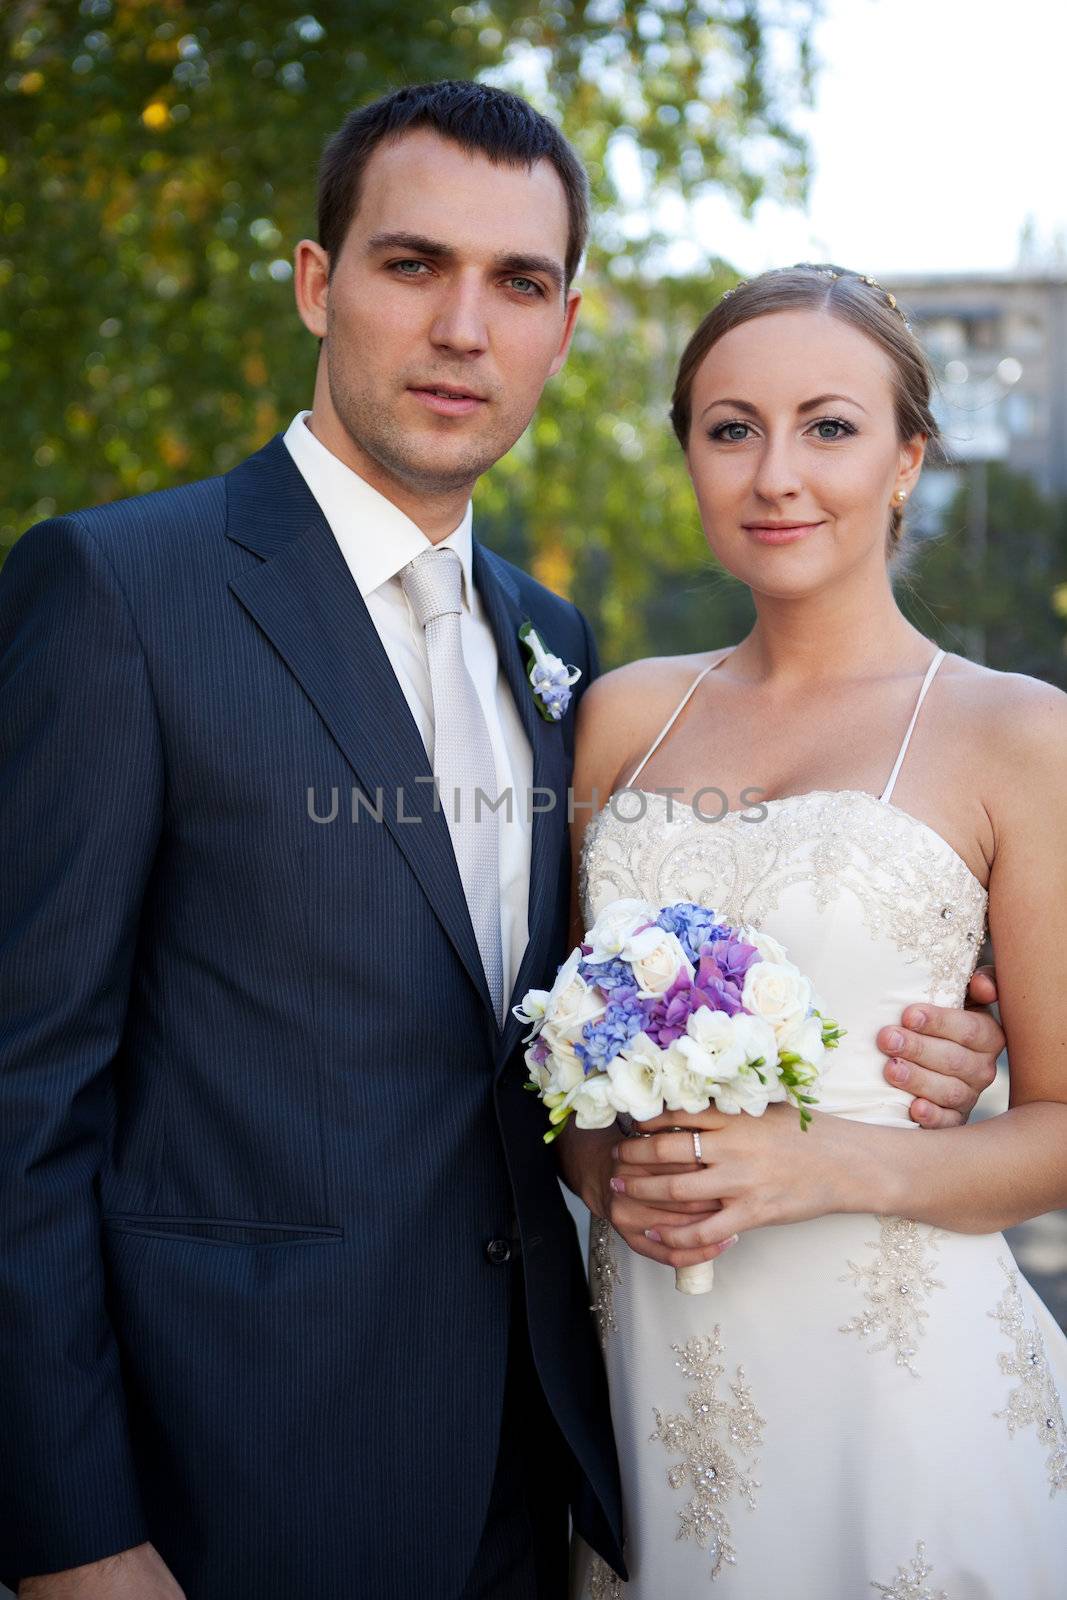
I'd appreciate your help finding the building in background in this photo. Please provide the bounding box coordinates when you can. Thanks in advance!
[889,269,1067,523]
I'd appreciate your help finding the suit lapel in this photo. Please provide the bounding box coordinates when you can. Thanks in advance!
[225,437,496,1023]
[473,544,569,1063]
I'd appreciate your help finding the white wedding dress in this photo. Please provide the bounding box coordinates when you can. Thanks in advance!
[572,650,1067,1600]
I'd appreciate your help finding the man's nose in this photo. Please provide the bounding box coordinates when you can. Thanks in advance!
[429,276,490,356]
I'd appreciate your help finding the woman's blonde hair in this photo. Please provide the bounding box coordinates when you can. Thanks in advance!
[671,264,943,554]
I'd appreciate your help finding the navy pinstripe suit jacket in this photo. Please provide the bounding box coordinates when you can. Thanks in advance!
[0,436,624,1596]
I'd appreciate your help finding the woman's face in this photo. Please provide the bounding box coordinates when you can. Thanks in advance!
[685,307,925,598]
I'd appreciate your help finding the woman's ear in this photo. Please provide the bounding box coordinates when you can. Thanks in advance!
[895,432,927,501]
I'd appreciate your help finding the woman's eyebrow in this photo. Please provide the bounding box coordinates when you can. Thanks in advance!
[700,397,761,420]
[797,392,868,415]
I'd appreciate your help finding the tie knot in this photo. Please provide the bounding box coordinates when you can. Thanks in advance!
[401,547,464,629]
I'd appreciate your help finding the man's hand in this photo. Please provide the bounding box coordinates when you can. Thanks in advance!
[878,966,1003,1129]
[18,1543,185,1599]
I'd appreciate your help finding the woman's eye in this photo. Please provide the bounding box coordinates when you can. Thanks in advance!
[810,417,856,441]
[711,421,753,443]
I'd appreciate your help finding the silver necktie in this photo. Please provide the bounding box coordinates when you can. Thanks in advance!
[401,548,505,1026]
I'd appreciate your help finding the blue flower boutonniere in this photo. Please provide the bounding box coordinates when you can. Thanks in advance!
[518,620,582,722]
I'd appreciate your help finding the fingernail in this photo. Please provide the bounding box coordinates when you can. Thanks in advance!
[609,1177,625,1194]
[886,1029,904,1052]
[719,1234,740,1252]
[644,1228,661,1243]
[911,1010,927,1029]
[887,1058,908,1084]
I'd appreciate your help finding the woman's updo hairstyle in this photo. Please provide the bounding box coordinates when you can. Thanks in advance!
[670,264,944,556]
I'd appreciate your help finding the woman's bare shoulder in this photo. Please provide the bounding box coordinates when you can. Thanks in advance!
[938,652,1067,792]
[576,648,734,792]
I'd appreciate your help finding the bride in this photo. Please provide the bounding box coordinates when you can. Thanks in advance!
[562,264,1067,1598]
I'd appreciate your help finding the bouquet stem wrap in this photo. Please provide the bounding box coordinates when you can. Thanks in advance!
[675,1260,717,1295]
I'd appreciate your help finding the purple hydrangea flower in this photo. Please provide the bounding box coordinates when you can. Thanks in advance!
[702,935,760,987]
[642,972,707,1047]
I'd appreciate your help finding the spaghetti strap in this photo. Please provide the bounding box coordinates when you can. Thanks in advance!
[625,653,731,789]
[879,649,946,805]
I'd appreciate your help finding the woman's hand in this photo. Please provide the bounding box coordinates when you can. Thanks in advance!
[610,1104,852,1269]
[556,1119,730,1270]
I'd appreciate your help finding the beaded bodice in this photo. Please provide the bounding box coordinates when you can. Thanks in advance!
[579,786,987,1127]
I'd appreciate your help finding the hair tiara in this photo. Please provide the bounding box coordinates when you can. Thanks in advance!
[720,263,913,333]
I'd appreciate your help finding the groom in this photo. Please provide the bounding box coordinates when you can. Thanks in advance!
[0,81,1002,1599]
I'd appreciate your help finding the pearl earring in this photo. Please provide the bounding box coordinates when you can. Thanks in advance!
[894,490,907,505]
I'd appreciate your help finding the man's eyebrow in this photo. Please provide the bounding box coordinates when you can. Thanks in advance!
[365,231,456,259]
[492,251,565,292]
[365,233,565,292]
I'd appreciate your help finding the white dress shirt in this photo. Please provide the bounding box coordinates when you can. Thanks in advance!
[283,410,533,1000]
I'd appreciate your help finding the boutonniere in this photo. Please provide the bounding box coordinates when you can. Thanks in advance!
[518,620,582,722]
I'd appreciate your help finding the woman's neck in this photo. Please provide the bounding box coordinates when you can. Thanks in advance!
[731,568,932,688]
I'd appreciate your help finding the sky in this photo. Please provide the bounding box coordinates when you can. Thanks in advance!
[685,0,1067,278]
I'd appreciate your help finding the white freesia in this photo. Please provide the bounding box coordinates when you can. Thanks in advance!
[605,1033,666,1121]
[583,899,659,965]
[706,1013,784,1115]
[569,1073,619,1130]
[742,960,813,1035]
[660,1040,716,1114]
[628,929,693,998]
[513,988,552,1043]
[777,1011,825,1069]
[678,1006,747,1082]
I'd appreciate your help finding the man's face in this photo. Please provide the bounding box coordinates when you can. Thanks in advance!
[298,129,580,501]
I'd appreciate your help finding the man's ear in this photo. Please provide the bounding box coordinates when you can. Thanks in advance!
[549,288,582,378]
[294,239,330,340]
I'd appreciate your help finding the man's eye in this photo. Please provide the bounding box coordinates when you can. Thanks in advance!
[710,421,753,443]
[508,276,542,296]
[392,260,430,277]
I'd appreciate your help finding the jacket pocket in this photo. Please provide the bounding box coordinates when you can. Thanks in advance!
[101,1214,344,1247]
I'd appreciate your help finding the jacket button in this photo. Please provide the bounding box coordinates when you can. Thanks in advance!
[485,1237,513,1266]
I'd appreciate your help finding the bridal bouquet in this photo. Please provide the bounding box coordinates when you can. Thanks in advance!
[515,898,842,1295]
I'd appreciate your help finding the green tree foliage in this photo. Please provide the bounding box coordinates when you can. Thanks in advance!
[2,0,816,660]
[899,464,1067,689]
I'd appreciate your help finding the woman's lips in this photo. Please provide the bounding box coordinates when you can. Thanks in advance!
[408,386,486,417]
[743,521,824,545]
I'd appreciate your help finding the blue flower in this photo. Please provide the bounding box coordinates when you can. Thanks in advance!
[579,956,639,998]
[575,995,647,1074]
[519,620,582,723]
[655,902,727,965]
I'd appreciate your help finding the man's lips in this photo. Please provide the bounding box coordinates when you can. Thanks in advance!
[407,383,487,417]
[742,520,825,545]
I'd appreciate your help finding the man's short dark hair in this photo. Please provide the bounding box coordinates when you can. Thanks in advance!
[317,80,590,289]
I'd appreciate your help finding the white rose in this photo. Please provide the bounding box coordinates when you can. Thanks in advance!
[741,960,813,1035]
[542,969,608,1047]
[660,1040,715,1114]
[605,1034,666,1121]
[628,929,693,997]
[740,926,792,968]
[569,1073,619,1131]
[583,898,659,965]
[543,1046,586,1095]
[777,1012,825,1069]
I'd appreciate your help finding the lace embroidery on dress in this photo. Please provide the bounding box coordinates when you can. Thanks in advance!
[588,1554,625,1599]
[870,1541,948,1598]
[649,1331,764,1581]
[839,1217,945,1377]
[579,789,986,997]
[989,1258,1067,1494]
[589,1216,622,1343]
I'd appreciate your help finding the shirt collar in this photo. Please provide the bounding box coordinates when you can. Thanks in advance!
[282,410,474,606]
